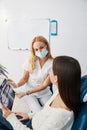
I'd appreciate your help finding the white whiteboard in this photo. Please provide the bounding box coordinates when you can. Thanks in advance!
[7,19,50,50]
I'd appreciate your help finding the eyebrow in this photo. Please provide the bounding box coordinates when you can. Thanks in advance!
[34,46,44,50]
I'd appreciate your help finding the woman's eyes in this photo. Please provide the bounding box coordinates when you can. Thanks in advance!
[40,46,44,49]
[35,47,44,51]
[35,49,38,51]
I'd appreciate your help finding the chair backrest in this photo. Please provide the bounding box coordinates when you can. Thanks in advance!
[71,75,87,130]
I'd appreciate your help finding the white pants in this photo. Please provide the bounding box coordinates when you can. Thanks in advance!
[22,94,51,113]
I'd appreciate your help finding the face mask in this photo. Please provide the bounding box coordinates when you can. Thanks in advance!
[36,49,48,58]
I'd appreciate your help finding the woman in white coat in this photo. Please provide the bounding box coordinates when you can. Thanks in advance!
[9,36,53,113]
[0,55,81,130]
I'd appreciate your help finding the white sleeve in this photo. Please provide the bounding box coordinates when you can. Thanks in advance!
[7,113,31,130]
[22,58,29,71]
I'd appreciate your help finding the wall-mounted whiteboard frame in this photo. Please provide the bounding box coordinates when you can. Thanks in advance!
[7,18,50,51]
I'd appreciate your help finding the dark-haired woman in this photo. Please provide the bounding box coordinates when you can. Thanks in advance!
[0,56,81,130]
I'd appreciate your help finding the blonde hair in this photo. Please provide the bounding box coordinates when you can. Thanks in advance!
[29,35,53,73]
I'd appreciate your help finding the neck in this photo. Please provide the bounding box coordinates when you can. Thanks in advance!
[39,57,48,68]
[51,94,71,111]
[39,56,48,62]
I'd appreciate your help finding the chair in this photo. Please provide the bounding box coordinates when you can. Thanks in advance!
[49,83,53,94]
[71,75,87,130]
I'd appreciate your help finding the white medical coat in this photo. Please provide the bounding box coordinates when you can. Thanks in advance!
[23,58,53,98]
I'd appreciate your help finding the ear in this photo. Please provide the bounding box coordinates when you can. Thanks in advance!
[54,75,58,85]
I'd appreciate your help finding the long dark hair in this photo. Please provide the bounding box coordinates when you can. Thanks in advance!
[53,56,81,119]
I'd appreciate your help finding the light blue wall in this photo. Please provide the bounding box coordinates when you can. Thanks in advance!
[0,0,87,81]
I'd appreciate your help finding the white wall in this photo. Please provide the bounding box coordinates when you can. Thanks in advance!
[0,0,87,81]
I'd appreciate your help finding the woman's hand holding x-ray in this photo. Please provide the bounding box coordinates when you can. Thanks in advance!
[16,92,26,98]
[7,79,18,88]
